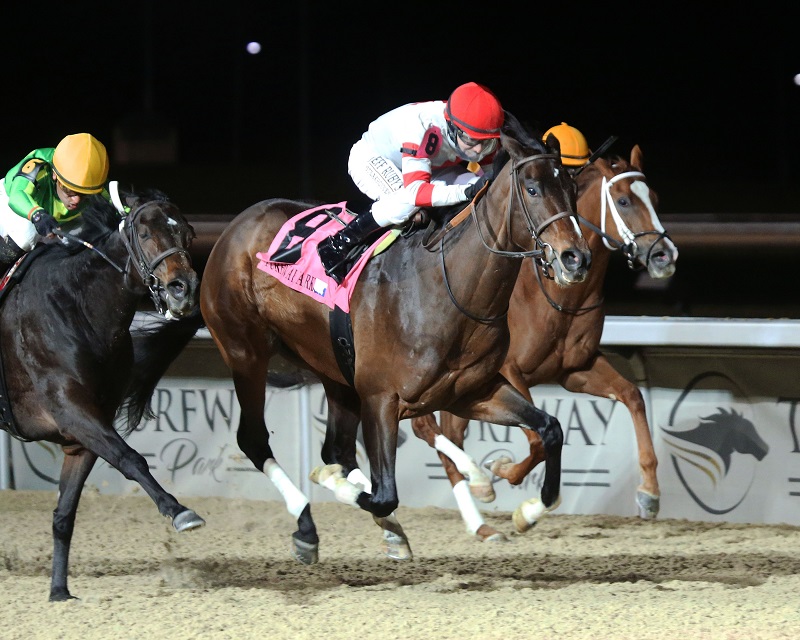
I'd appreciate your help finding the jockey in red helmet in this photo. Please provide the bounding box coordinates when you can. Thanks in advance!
[318,82,505,284]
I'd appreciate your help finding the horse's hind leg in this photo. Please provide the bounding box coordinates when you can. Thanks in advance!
[455,376,563,532]
[49,445,97,601]
[225,346,319,564]
[78,423,205,531]
[482,367,546,486]
[411,414,505,543]
[560,354,659,518]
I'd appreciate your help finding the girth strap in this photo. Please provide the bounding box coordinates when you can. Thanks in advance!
[329,305,356,387]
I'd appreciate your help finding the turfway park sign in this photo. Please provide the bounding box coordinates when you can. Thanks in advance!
[9,334,800,525]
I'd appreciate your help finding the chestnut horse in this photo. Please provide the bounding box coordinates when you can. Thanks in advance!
[199,113,591,562]
[411,145,678,541]
[0,187,203,600]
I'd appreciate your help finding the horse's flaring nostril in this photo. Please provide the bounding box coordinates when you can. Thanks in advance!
[167,280,187,300]
[560,250,584,273]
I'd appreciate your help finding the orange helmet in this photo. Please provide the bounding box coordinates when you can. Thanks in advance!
[444,82,504,140]
[543,123,590,167]
[53,133,109,194]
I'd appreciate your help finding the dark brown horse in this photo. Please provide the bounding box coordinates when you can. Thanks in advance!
[410,145,678,541]
[199,114,591,562]
[0,187,204,600]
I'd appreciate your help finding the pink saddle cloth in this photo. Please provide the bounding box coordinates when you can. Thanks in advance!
[256,202,393,313]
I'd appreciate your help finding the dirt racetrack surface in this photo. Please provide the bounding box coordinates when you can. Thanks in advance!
[1,490,798,640]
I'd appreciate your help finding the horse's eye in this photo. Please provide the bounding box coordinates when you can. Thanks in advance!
[617,197,630,207]
[526,186,539,197]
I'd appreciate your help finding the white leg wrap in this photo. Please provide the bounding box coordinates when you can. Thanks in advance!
[346,468,372,493]
[434,434,486,482]
[317,465,362,506]
[452,480,485,535]
[263,459,309,519]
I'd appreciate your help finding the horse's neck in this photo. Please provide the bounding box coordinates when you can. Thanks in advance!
[72,235,141,330]
[442,205,525,321]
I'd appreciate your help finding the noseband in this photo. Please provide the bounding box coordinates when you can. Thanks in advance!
[118,201,193,315]
[471,153,579,262]
[578,170,671,270]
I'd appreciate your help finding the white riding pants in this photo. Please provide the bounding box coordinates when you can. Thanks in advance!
[0,179,39,251]
[348,140,478,227]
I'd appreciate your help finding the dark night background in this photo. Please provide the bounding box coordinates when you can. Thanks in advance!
[2,1,797,217]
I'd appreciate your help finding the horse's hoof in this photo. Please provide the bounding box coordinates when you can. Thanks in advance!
[310,464,343,485]
[513,495,561,533]
[636,490,660,519]
[475,524,508,542]
[173,509,206,532]
[308,466,323,484]
[381,534,413,561]
[292,536,319,565]
[485,456,513,479]
[512,506,536,534]
[49,588,76,602]
[469,480,496,503]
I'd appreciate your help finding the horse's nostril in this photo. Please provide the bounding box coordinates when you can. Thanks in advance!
[560,250,585,272]
[167,280,187,299]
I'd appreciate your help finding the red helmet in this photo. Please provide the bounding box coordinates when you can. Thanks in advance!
[444,82,504,140]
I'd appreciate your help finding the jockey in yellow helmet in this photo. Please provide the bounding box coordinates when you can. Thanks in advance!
[0,133,110,269]
[543,122,591,170]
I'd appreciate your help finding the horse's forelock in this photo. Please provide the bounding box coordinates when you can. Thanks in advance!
[494,111,548,170]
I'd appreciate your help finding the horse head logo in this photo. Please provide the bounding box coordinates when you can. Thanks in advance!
[664,407,768,480]
[662,372,769,514]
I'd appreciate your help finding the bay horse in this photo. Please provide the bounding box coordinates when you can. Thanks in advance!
[0,186,204,601]
[198,113,591,563]
[410,145,679,541]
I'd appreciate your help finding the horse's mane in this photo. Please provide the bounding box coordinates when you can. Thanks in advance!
[433,111,546,225]
[491,111,547,177]
[49,188,172,257]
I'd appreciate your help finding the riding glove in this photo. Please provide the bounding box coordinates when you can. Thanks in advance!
[463,175,489,201]
[31,210,59,236]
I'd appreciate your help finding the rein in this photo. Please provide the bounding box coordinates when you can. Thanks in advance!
[439,152,579,323]
[59,191,191,317]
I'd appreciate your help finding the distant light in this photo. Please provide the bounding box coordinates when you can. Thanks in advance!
[794,73,800,87]
[246,41,262,55]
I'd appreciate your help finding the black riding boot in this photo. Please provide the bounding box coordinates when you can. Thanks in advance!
[0,236,25,276]
[317,211,383,284]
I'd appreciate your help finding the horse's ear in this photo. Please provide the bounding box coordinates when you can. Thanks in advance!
[631,144,644,170]
[500,129,526,161]
[544,133,562,156]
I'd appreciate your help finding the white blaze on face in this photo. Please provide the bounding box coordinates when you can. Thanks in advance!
[630,180,665,232]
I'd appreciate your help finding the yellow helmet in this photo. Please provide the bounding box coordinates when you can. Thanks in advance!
[52,133,109,194]
[543,122,590,167]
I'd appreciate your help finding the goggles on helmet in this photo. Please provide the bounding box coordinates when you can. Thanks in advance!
[448,122,498,159]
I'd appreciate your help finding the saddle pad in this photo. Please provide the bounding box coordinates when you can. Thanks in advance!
[256,202,396,313]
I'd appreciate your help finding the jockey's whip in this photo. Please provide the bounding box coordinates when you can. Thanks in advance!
[573,135,619,176]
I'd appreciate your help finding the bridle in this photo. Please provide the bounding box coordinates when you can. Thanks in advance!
[533,168,673,316]
[118,201,193,315]
[439,152,581,323]
[56,185,192,317]
[577,170,671,270]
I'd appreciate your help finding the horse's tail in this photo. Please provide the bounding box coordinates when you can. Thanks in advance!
[116,311,205,436]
